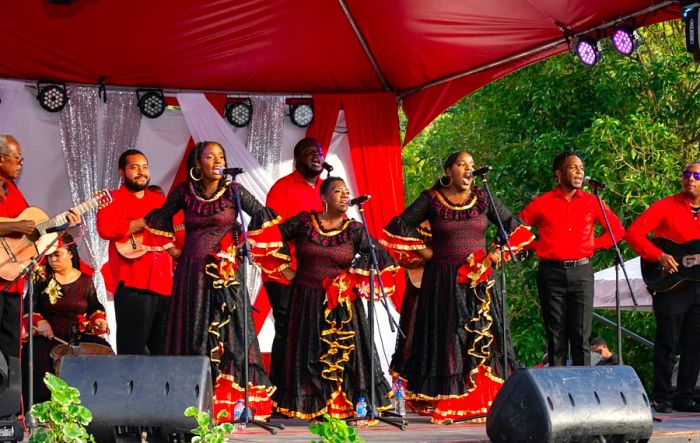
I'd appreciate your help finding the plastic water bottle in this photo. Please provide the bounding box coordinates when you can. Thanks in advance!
[394,380,406,416]
[233,399,246,432]
[355,396,368,428]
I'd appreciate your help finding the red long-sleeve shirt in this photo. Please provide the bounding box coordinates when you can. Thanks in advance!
[0,181,29,293]
[265,170,323,284]
[96,185,173,296]
[519,187,625,261]
[625,193,700,262]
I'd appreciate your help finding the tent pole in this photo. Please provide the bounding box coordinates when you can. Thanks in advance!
[337,0,393,92]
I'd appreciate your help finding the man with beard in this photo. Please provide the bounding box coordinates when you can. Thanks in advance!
[264,138,324,386]
[626,162,700,413]
[520,151,624,366]
[97,149,173,355]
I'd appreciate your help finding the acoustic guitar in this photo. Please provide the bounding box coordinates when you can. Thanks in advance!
[115,224,184,260]
[0,190,112,281]
[640,238,700,293]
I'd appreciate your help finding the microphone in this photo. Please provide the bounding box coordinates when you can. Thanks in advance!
[46,223,79,234]
[583,176,607,189]
[322,162,334,173]
[468,166,492,178]
[213,167,245,177]
[349,195,371,206]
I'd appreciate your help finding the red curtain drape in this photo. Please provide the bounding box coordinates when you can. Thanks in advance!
[344,92,406,309]
[306,94,343,155]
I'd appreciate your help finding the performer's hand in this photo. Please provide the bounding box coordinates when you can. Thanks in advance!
[487,250,502,268]
[658,253,679,274]
[416,247,433,261]
[281,267,296,282]
[13,219,36,235]
[128,218,146,234]
[93,318,108,333]
[167,246,182,259]
[35,320,54,340]
[21,325,28,341]
[66,210,81,225]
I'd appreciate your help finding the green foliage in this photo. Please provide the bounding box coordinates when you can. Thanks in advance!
[309,414,363,443]
[185,407,234,443]
[401,20,700,391]
[29,373,95,443]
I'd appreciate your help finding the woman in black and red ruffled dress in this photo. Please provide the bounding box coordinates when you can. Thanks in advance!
[381,151,533,423]
[145,141,275,420]
[249,177,397,420]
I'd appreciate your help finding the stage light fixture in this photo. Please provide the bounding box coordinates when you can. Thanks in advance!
[574,37,602,67]
[290,102,314,128]
[612,27,643,56]
[136,89,166,119]
[225,98,253,127]
[683,3,700,59]
[36,82,68,112]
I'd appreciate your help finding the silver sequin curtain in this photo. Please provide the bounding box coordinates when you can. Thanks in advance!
[58,86,141,304]
[244,95,285,299]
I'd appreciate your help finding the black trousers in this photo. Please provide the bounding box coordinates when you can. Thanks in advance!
[0,292,21,362]
[114,284,170,355]
[263,281,292,386]
[536,262,594,366]
[652,281,700,403]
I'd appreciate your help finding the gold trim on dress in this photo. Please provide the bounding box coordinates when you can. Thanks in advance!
[433,189,478,211]
[311,212,353,237]
[189,182,228,202]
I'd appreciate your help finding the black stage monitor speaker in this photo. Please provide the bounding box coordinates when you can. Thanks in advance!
[0,356,20,418]
[59,355,213,443]
[486,366,653,443]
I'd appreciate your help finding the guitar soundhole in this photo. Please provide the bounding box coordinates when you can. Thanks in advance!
[26,230,40,242]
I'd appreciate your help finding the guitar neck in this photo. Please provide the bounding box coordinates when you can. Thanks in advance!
[36,198,101,234]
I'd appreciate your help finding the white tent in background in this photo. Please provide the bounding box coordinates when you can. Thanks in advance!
[594,257,653,311]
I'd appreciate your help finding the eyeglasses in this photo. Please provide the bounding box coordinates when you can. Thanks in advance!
[683,170,700,180]
[0,153,24,163]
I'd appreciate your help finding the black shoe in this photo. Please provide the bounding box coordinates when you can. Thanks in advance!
[673,399,700,413]
[653,401,673,413]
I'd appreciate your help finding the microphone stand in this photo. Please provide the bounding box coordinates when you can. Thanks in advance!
[450,177,518,425]
[351,200,406,430]
[592,186,637,365]
[228,172,284,435]
[1,228,66,436]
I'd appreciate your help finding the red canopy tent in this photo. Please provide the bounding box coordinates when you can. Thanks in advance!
[0,1,680,144]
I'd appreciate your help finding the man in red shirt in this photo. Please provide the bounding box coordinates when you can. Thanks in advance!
[520,151,624,367]
[97,149,174,355]
[264,137,324,385]
[626,162,700,413]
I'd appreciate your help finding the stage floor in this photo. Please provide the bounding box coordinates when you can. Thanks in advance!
[225,411,700,442]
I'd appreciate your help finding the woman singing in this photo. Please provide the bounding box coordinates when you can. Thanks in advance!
[249,177,397,420]
[22,232,110,404]
[381,151,533,423]
[144,141,275,420]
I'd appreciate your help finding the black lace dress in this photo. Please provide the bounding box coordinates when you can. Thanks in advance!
[145,181,275,419]
[249,211,397,420]
[381,187,533,422]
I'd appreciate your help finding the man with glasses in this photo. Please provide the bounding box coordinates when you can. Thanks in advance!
[520,151,625,367]
[0,134,79,414]
[626,162,700,413]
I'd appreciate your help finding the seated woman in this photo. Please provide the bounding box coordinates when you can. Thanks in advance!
[249,176,398,420]
[22,232,110,405]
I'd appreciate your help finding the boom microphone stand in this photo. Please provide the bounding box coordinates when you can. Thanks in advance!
[228,170,284,435]
[352,198,406,430]
[590,181,638,365]
[1,226,68,437]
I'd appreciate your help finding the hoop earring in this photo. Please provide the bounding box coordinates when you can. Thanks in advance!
[189,167,202,182]
[323,201,328,215]
[439,175,453,187]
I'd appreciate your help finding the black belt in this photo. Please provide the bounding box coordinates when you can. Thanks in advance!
[540,258,590,269]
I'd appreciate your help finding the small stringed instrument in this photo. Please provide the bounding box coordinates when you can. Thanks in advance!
[640,238,700,293]
[115,224,184,260]
[0,190,112,281]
